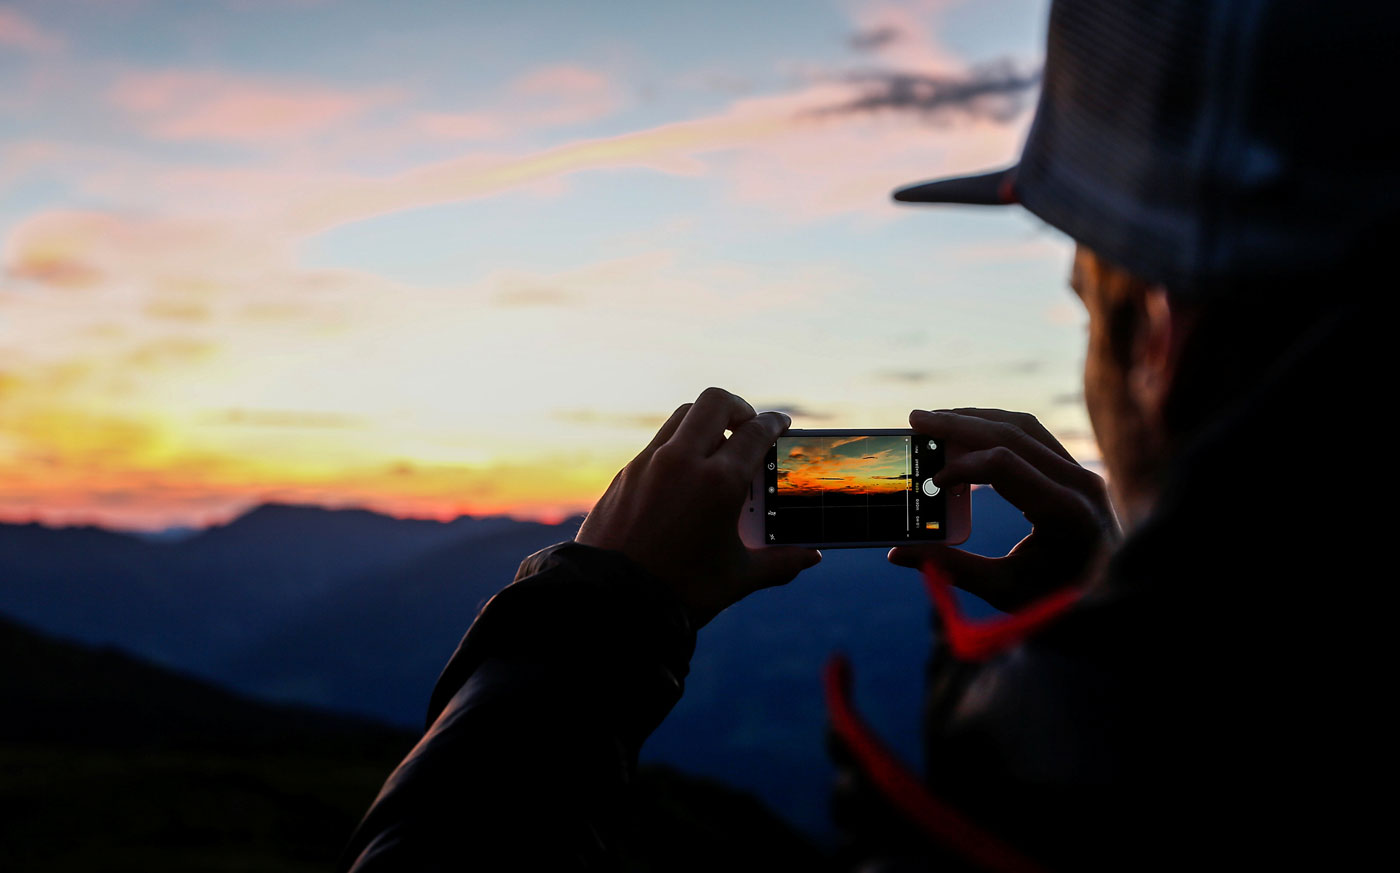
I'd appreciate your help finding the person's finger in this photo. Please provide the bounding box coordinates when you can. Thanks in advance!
[888,543,991,575]
[940,407,1077,463]
[640,403,693,456]
[721,410,790,472]
[672,387,756,454]
[912,410,1093,493]
[888,544,1014,607]
[745,546,822,591]
[933,446,1087,526]
[888,542,953,570]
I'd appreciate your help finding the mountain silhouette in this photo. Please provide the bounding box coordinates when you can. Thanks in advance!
[0,488,1029,838]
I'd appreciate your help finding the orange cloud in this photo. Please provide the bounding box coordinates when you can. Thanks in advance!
[781,436,909,495]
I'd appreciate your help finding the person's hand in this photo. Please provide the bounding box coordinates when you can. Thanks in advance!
[576,387,822,628]
[888,408,1119,612]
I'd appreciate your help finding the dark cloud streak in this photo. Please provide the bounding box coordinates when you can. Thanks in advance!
[553,409,668,429]
[849,25,903,53]
[873,369,947,384]
[809,60,1041,123]
[760,402,837,421]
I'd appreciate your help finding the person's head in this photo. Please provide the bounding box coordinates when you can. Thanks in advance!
[893,0,1396,525]
[1068,238,1370,526]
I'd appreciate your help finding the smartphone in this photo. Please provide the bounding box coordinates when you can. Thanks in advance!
[740,428,970,549]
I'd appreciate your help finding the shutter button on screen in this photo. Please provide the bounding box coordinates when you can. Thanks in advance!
[922,478,940,496]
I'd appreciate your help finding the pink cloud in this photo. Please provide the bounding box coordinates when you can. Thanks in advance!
[0,8,62,53]
[504,63,624,129]
[109,71,394,144]
[402,64,625,146]
[43,4,1029,234]
[847,2,966,73]
[257,1,1032,230]
[511,65,612,98]
[414,111,508,141]
[3,208,282,296]
[275,69,1025,234]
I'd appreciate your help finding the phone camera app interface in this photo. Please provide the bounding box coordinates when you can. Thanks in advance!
[764,434,946,544]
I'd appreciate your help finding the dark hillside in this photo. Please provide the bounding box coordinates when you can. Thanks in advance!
[0,615,824,872]
[0,614,414,872]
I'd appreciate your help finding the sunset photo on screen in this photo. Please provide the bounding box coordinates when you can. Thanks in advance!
[777,435,911,498]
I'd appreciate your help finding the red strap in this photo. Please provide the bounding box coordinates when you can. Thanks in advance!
[922,559,1084,662]
[823,655,1049,873]
[997,170,1019,204]
[819,561,1085,869]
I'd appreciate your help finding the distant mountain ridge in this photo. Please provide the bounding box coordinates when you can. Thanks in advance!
[0,504,572,678]
[0,490,1030,838]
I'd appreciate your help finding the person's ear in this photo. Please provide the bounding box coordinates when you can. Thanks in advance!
[1129,286,1189,428]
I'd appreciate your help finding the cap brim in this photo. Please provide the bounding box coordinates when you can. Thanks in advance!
[892,166,1019,206]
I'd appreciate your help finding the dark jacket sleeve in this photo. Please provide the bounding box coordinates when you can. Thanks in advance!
[338,541,697,872]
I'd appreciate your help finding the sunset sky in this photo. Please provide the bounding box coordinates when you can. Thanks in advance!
[0,0,1090,531]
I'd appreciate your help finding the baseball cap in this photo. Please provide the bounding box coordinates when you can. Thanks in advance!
[893,0,1400,299]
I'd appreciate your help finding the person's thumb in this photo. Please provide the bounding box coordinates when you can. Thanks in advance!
[746,546,822,592]
[888,544,1008,604]
[888,543,982,574]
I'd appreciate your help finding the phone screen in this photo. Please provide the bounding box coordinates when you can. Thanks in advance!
[762,432,947,545]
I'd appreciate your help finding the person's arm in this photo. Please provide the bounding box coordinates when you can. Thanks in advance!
[339,388,820,871]
[338,542,695,871]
